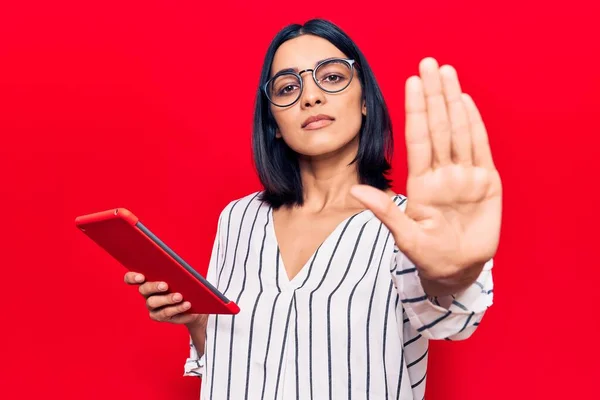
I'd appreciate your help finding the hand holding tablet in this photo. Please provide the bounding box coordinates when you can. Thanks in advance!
[75,208,239,316]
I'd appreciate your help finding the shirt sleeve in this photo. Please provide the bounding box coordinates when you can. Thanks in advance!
[184,336,205,377]
[183,204,228,377]
[392,251,494,340]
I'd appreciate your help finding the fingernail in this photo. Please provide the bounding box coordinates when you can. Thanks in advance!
[135,275,144,283]
[182,302,191,309]
[158,283,167,290]
[173,293,182,302]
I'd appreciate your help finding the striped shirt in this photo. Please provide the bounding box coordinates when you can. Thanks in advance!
[184,191,494,399]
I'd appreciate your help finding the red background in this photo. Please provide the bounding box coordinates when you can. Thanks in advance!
[1,0,598,399]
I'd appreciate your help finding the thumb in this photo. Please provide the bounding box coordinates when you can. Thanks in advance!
[350,185,419,253]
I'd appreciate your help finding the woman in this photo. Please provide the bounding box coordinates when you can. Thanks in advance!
[124,19,502,399]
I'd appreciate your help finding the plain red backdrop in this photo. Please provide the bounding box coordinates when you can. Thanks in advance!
[1,0,598,399]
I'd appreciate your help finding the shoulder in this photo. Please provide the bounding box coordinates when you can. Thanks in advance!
[216,190,267,223]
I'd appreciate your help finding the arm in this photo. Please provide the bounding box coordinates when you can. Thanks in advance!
[186,314,208,355]
[183,205,228,377]
[350,59,502,340]
[183,320,208,377]
[392,248,494,340]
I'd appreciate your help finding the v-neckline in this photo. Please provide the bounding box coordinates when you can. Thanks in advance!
[268,194,401,288]
[269,206,373,288]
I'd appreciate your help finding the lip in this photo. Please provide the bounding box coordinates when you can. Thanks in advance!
[301,114,335,129]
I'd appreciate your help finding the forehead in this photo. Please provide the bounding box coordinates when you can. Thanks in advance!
[271,34,348,75]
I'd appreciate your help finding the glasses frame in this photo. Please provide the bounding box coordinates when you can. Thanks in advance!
[263,58,358,108]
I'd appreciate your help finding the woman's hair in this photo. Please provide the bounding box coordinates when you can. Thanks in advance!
[253,19,394,209]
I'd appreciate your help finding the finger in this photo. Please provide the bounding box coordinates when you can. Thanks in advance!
[124,272,145,285]
[405,75,432,176]
[420,57,452,166]
[151,301,191,322]
[440,65,472,165]
[168,313,200,325]
[350,185,419,252]
[462,93,495,169]
[139,281,168,298]
[146,292,183,311]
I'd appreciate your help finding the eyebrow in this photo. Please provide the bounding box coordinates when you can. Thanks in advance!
[271,57,338,77]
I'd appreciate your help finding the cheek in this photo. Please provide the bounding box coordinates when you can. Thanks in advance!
[338,97,364,135]
[271,107,297,134]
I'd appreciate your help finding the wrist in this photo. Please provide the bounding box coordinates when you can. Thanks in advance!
[419,261,486,297]
[185,314,208,331]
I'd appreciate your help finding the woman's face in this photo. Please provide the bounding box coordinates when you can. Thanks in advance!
[269,34,366,158]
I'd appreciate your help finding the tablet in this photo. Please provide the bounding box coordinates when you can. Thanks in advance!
[75,208,239,315]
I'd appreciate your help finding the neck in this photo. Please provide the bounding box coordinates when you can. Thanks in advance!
[296,135,363,212]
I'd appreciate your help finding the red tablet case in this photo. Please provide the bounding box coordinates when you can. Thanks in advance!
[74,208,239,315]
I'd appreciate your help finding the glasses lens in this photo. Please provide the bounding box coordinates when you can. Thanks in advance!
[315,60,353,92]
[267,73,301,106]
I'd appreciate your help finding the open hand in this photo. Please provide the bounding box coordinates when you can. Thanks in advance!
[351,57,502,293]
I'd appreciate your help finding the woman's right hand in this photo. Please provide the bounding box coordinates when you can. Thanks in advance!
[124,272,207,328]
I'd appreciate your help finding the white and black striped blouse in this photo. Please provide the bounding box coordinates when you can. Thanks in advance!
[184,191,494,399]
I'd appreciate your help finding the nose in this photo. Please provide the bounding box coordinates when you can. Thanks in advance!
[299,70,326,109]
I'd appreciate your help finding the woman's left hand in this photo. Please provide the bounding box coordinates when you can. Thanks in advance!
[350,57,502,296]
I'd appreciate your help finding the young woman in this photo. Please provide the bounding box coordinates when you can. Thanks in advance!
[124,19,501,400]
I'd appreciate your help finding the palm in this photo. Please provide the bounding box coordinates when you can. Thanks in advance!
[352,57,502,281]
[405,160,502,274]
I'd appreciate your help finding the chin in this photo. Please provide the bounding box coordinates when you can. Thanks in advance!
[290,133,359,158]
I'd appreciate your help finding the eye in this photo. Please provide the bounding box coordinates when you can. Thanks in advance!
[278,84,299,96]
[323,74,343,83]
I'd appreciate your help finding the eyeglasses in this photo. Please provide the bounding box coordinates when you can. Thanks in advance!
[263,58,358,108]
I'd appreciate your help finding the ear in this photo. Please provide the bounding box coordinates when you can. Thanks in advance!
[362,99,367,117]
[275,129,282,139]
